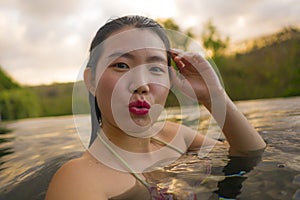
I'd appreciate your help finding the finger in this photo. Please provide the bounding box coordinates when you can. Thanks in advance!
[172,51,196,67]
[169,48,184,56]
[171,50,212,75]
[180,53,211,72]
[173,56,185,69]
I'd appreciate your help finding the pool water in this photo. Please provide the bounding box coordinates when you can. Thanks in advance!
[0,96,299,199]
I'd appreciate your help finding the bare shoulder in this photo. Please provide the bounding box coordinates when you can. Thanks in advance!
[164,121,180,130]
[163,121,220,151]
[45,151,107,200]
[160,121,196,144]
[160,121,180,139]
[163,121,196,137]
[163,121,195,132]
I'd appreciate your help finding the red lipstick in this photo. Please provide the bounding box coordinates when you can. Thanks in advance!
[129,100,151,115]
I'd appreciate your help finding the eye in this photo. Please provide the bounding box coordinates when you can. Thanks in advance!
[149,66,166,74]
[111,62,129,71]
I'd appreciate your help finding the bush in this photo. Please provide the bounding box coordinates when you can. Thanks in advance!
[0,89,41,120]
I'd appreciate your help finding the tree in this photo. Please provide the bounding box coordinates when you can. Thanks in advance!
[201,20,229,59]
[0,66,19,90]
[0,65,41,120]
[157,18,180,31]
[0,88,41,120]
[157,18,195,51]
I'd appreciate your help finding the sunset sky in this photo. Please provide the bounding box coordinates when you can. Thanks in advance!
[0,0,299,85]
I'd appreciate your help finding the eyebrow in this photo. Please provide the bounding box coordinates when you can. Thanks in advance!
[108,52,134,60]
[108,52,167,63]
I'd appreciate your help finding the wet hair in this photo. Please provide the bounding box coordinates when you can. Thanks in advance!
[87,15,171,146]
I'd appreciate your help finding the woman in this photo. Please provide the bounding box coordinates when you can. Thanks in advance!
[46,15,266,200]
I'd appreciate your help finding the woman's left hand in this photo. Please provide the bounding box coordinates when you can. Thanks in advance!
[169,49,266,154]
[169,49,224,107]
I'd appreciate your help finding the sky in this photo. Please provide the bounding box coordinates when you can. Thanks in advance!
[0,0,299,85]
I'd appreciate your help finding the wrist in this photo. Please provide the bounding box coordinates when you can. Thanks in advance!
[200,88,227,111]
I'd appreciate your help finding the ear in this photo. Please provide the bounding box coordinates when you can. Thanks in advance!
[84,68,96,96]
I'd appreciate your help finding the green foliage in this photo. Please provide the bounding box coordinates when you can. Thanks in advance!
[219,28,300,100]
[165,90,180,107]
[29,83,74,117]
[157,18,195,51]
[201,20,229,59]
[154,19,300,103]
[0,66,41,120]
[0,88,41,120]
[0,66,19,90]
[1,21,299,119]
[157,18,180,31]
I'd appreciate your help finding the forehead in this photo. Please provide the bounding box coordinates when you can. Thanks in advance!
[102,28,167,58]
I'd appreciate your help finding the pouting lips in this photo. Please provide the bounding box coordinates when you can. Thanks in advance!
[129,100,151,115]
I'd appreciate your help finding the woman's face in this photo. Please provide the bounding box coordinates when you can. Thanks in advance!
[92,27,170,134]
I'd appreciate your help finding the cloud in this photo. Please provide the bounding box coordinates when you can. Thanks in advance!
[168,0,265,41]
[17,0,82,18]
[248,0,300,27]
[171,0,300,42]
[0,0,299,85]
[0,0,90,84]
[173,0,259,20]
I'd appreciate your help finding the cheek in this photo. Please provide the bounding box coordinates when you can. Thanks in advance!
[152,85,169,104]
[95,72,117,110]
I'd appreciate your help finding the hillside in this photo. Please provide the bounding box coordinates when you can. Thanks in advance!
[1,27,299,119]
[218,27,300,100]
[29,83,74,117]
[26,27,300,117]
[0,67,19,90]
[229,26,300,54]
[0,66,41,120]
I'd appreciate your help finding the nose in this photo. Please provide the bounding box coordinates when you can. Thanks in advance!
[128,66,150,94]
[133,84,150,94]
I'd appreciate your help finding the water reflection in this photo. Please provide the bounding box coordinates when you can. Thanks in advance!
[0,97,299,199]
[0,116,84,197]
[215,154,262,199]
[143,145,264,199]
[0,126,14,168]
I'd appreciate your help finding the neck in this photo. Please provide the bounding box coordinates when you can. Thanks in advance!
[101,118,153,153]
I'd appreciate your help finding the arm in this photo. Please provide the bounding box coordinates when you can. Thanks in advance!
[207,93,266,155]
[170,49,266,155]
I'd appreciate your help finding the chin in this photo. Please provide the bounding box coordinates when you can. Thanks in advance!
[132,118,152,127]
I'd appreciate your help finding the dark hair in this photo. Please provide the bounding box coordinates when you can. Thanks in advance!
[87,15,171,146]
